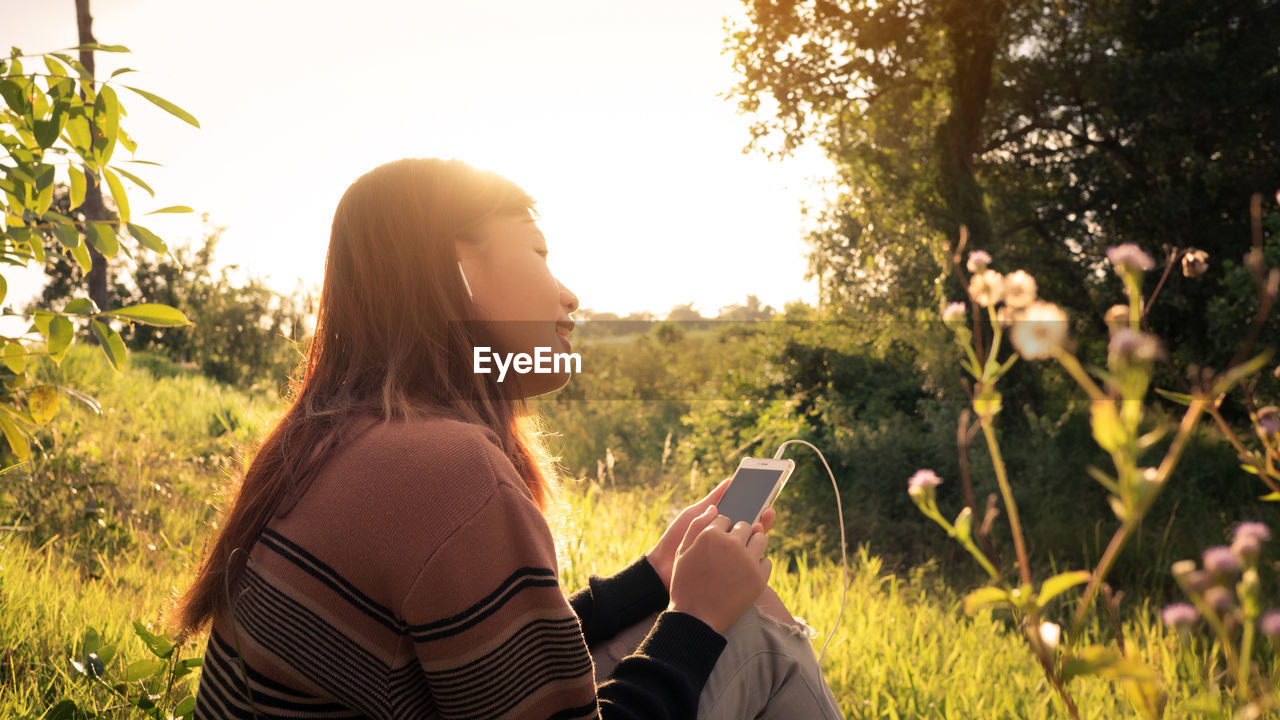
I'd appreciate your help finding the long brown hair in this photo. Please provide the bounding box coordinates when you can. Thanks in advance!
[172,158,561,641]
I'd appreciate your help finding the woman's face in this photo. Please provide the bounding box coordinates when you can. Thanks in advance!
[455,211,579,397]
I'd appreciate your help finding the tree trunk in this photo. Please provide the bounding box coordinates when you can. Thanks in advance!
[933,0,1007,254]
[75,0,110,314]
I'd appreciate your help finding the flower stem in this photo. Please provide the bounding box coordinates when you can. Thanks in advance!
[1069,397,1208,643]
[1238,620,1256,702]
[1051,349,1107,403]
[979,417,1032,587]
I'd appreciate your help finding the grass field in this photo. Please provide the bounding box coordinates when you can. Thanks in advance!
[0,346,1249,718]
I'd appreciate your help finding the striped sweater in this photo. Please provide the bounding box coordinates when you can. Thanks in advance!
[193,415,726,719]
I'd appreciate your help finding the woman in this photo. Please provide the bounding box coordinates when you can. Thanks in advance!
[175,158,844,719]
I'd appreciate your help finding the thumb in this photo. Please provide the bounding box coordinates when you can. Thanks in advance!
[698,478,732,509]
[681,505,719,551]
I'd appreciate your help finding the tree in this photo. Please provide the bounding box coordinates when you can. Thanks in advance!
[717,294,776,322]
[75,0,111,313]
[724,0,1280,357]
[0,42,198,460]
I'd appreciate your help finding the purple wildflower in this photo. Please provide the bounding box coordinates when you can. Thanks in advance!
[1257,406,1279,436]
[1202,546,1242,576]
[1107,243,1156,274]
[1233,521,1272,545]
[966,250,992,273]
[1204,587,1237,614]
[1161,602,1200,629]
[908,469,942,497]
[1261,610,1280,638]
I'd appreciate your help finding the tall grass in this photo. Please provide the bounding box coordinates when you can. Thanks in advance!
[0,346,1236,718]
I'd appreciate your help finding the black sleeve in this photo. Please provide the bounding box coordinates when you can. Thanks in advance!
[568,554,671,648]
[597,610,728,720]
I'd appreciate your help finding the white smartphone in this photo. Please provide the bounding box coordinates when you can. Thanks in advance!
[717,457,795,528]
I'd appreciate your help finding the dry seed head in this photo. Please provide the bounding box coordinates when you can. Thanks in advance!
[1181,248,1209,278]
[1003,270,1037,308]
[1010,301,1069,360]
[969,269,1004,307]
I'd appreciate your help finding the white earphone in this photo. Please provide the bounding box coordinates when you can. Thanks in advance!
[457,261,474,300]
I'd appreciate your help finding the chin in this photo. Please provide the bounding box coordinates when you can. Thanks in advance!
[520,371,572,398]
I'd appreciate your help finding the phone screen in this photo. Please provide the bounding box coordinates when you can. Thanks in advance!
[718,466,786,526]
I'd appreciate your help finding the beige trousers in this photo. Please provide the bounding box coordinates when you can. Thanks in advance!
[590,604,846,719]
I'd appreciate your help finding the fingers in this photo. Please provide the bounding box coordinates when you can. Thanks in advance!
[681,505,720,550]
[708,477,732,506]
[746,527,768,556]
[759,507,776,534]
[728,519,754,545]
[758,556,773,583]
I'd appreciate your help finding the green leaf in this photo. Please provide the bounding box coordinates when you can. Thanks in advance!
[1061,644,1161,685]
[126,223,167,253]
[83,626,101,655]
[86,221,119,257]
[27,385,59,425]
[94,84,120,165]
[1061,645,1122,683]
[69,241,91,273]
[0,410,30,461]
[91,320,127,372]
[116,126,137,154]
[109,67,137,78]
[61,43,132,53]
[65,297,99,315]
[68,165,86,210]
[94,642,116,667]
[0,273,6,307]
[104,303,191,327]
[121,658,165,682]
[32,116,62,149]
[2,341,26,374]
[23,227,43,263]
[42,55,67,77]
[43,700,78,720]
[131,619,175,659]
[173,696,196,719]
[35,182,53,217]
[172,656,202,682]
[47,315,73,364]
[1211,349,1275,398]
[110,165,154,196]
[121,85,200,127]
[1037,570,1091,609]
[1261,492,1280,502]
[144,205,193,214]
[52,221,80,250]
[64,113,91,154]
[0,79,28,114]
[102,167,128,223]
[963,586,1012,616]
[49,53,91,81]
[1154,388,1194,406]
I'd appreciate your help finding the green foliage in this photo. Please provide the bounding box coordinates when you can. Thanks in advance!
[109,228,312,389]
[0,43,198,461]
[36,222,314,389]
[724,0,1280,360]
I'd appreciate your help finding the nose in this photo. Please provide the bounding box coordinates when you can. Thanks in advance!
[558,279,579,314]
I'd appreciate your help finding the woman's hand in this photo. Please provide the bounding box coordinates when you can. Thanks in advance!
[646,477,776,593]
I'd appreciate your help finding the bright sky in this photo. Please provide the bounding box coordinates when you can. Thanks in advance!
[8,0,835,317]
